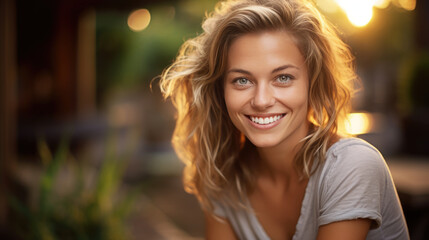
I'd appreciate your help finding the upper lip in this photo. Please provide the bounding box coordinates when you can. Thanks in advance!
[245,113,285,118]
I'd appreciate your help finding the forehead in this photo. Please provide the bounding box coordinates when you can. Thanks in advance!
[226,30,305,70]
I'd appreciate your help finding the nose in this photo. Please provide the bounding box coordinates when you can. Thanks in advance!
[251,83,275,110]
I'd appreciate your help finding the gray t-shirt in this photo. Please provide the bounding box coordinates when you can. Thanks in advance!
[213,138,409,239]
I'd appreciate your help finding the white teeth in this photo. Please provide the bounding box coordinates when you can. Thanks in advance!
[250,114,283,125]
[263,118,267,124]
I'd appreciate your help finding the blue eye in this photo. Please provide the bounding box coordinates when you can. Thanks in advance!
[276,75,292,83]
[235,78,249,85]
[230,77,252,89]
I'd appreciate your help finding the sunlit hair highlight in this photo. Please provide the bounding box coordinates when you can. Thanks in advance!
[159,0,356,211]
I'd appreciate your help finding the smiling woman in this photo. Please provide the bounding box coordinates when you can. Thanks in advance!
[224,31,309,149]
[159,0,409,239]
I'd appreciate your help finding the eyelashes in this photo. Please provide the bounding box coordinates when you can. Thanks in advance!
[231,74,295,88]
[275,74,294,84]
[233,77,250,85]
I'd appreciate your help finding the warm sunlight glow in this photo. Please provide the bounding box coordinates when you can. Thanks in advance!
[335,0,374,27]
[128,9,151,32]
[318,0,416,27]
[398,0,416,11]
[374,0,391,9]
[316,0,340,13]
[344,113,373,135]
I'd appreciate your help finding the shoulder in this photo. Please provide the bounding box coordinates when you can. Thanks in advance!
[324,138,388,179]
[318,138,391,206]
[316,138,388,227]
[329,137,382,160]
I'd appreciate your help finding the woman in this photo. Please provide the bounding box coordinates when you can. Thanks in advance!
[159,0,409,239]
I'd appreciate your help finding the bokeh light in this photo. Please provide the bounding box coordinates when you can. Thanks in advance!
[335,0,374,27]
[398,0,416,11]
[344,112,374,135]
[374,0,391,9]
[316,0,416,27]
[316,0,340,13]
[127,9,151,32]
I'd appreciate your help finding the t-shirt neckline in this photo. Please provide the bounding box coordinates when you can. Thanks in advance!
[244,138,346,239]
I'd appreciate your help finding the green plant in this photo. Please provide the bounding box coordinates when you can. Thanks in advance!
[9,137,137,240]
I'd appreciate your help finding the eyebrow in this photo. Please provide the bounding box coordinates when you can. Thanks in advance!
[272,64,299,73]
[226,64,299,75]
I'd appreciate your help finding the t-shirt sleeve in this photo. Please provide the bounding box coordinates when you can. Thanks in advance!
[211,198,228,218]
[318,142,388,228]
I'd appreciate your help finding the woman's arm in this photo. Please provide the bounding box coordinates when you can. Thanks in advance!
[317,219,371,240]
[205,212,237,240]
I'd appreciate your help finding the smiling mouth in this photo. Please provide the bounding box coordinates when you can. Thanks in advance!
[247,114,286,125]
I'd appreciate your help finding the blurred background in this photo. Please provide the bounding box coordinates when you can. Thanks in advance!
[0,0,428,239]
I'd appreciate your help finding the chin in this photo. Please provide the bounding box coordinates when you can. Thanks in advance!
[246,136,283,149]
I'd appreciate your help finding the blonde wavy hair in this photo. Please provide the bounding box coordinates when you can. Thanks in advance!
[159,0,356,211]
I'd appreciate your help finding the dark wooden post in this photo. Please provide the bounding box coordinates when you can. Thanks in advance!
[0,0,17,229]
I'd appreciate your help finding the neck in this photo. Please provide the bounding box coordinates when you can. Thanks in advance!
[257,140,303,183]
[256,123,309,183]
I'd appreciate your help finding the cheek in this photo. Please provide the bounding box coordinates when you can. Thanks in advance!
[277,86,308,108]
[295,94,309,117]
[296,93,310,121]
[295,92,309,109]
[223,88,235,112]
[224,87,247,112]
[291,81,309,108]
[224,88,248,129]
[224,88,238,121]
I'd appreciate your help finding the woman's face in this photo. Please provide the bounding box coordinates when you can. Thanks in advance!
[224,30,310,149]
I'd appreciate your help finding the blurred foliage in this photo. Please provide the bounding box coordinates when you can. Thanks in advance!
[95,0,217,102]
[321,4,415,63]
[9,137,137,240]
[398,51,429,115]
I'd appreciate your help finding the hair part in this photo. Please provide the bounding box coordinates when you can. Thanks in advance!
[159,0,357,212]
